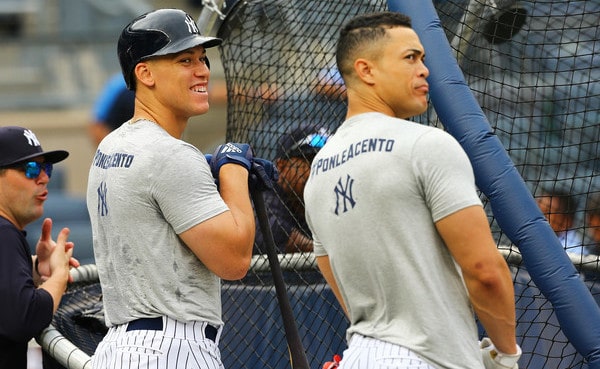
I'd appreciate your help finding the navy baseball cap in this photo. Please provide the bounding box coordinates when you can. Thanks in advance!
[0,126,69,167]
[277,125,330,158]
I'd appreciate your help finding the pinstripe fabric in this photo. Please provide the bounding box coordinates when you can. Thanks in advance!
[339,335,438,369]
[91,316,223,369]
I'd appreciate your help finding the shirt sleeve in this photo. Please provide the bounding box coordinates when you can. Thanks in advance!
[306,209,327,256]
[412,129,482,222]
[151,143,230,234]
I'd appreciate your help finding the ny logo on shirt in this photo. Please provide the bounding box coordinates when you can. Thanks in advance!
[334,174,356,215]
[97,181,109,216]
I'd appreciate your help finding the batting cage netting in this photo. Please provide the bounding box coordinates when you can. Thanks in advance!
[41,1,600,369]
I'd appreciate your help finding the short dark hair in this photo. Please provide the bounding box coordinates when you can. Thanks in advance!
[336,12,412,80]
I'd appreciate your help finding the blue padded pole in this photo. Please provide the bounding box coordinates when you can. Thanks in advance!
[387,1,600,367]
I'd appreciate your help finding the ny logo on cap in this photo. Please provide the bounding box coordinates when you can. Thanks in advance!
[184,15,199,34]
[23,129,41,147]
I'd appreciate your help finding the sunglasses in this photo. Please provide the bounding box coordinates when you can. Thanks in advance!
[10,161,54,179]
[287,133,329,154]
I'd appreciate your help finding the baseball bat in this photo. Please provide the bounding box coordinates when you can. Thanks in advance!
[250,188,310,369]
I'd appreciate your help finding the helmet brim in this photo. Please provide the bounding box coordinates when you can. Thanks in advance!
[150,34,222,58]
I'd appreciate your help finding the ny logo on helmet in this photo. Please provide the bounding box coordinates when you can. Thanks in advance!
[184,15,199,34]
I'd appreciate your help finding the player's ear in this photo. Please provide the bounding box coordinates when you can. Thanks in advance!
[134,62,155,88]
[354,58,375,85]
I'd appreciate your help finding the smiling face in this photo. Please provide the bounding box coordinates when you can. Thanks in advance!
[0,156,49,229]
[142,45,212,119]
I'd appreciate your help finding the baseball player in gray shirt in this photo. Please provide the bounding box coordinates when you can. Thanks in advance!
[305,11,521,369]
[87,9,260,369]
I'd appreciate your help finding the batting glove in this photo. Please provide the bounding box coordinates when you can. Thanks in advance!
[250,158,279,192]
[209,143,253,178]
[480,337,521,369]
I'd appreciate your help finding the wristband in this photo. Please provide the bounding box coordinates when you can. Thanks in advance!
[481,337,522,368]
[491,345,522,368]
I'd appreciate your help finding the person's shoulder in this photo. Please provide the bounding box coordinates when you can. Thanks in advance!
[108,121,198,157]
[347,112,433,130]
[148,125,201,154]
[406,125,469,162]
[0,216,19,233]
[377,114,456,141]
[412,124,458,143]
[0,217,27,254]
[156,133,204,165]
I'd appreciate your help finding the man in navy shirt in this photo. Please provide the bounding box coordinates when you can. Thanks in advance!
[0,126,79,369]
[254,125,330,253]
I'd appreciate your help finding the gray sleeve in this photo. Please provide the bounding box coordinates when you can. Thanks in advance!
[152,143,229,234]
[412,129,482,222]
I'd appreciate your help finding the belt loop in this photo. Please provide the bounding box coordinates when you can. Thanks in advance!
[205,324,218,342]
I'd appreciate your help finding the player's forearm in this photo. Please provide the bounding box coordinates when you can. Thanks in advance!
[437,206,519,353]
[39,273,69,313]
[466,258,518,354]
[218,164,255,251]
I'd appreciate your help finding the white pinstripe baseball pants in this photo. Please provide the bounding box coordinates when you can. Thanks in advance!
[91,316,223,369]
[339,335,438,369]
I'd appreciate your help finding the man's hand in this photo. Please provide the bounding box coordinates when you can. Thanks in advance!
[34,218,79,283]
[209,143,253,178]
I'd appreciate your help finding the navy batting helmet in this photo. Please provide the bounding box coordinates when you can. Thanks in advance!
[117,8,222,90]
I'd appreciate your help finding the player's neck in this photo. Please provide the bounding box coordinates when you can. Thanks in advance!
[132,110,187,139]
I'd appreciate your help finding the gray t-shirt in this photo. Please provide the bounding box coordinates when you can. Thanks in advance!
[305,112,484,369]
[87,120,229,327]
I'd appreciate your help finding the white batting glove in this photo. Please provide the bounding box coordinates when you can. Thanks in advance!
[480,337,522,369]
